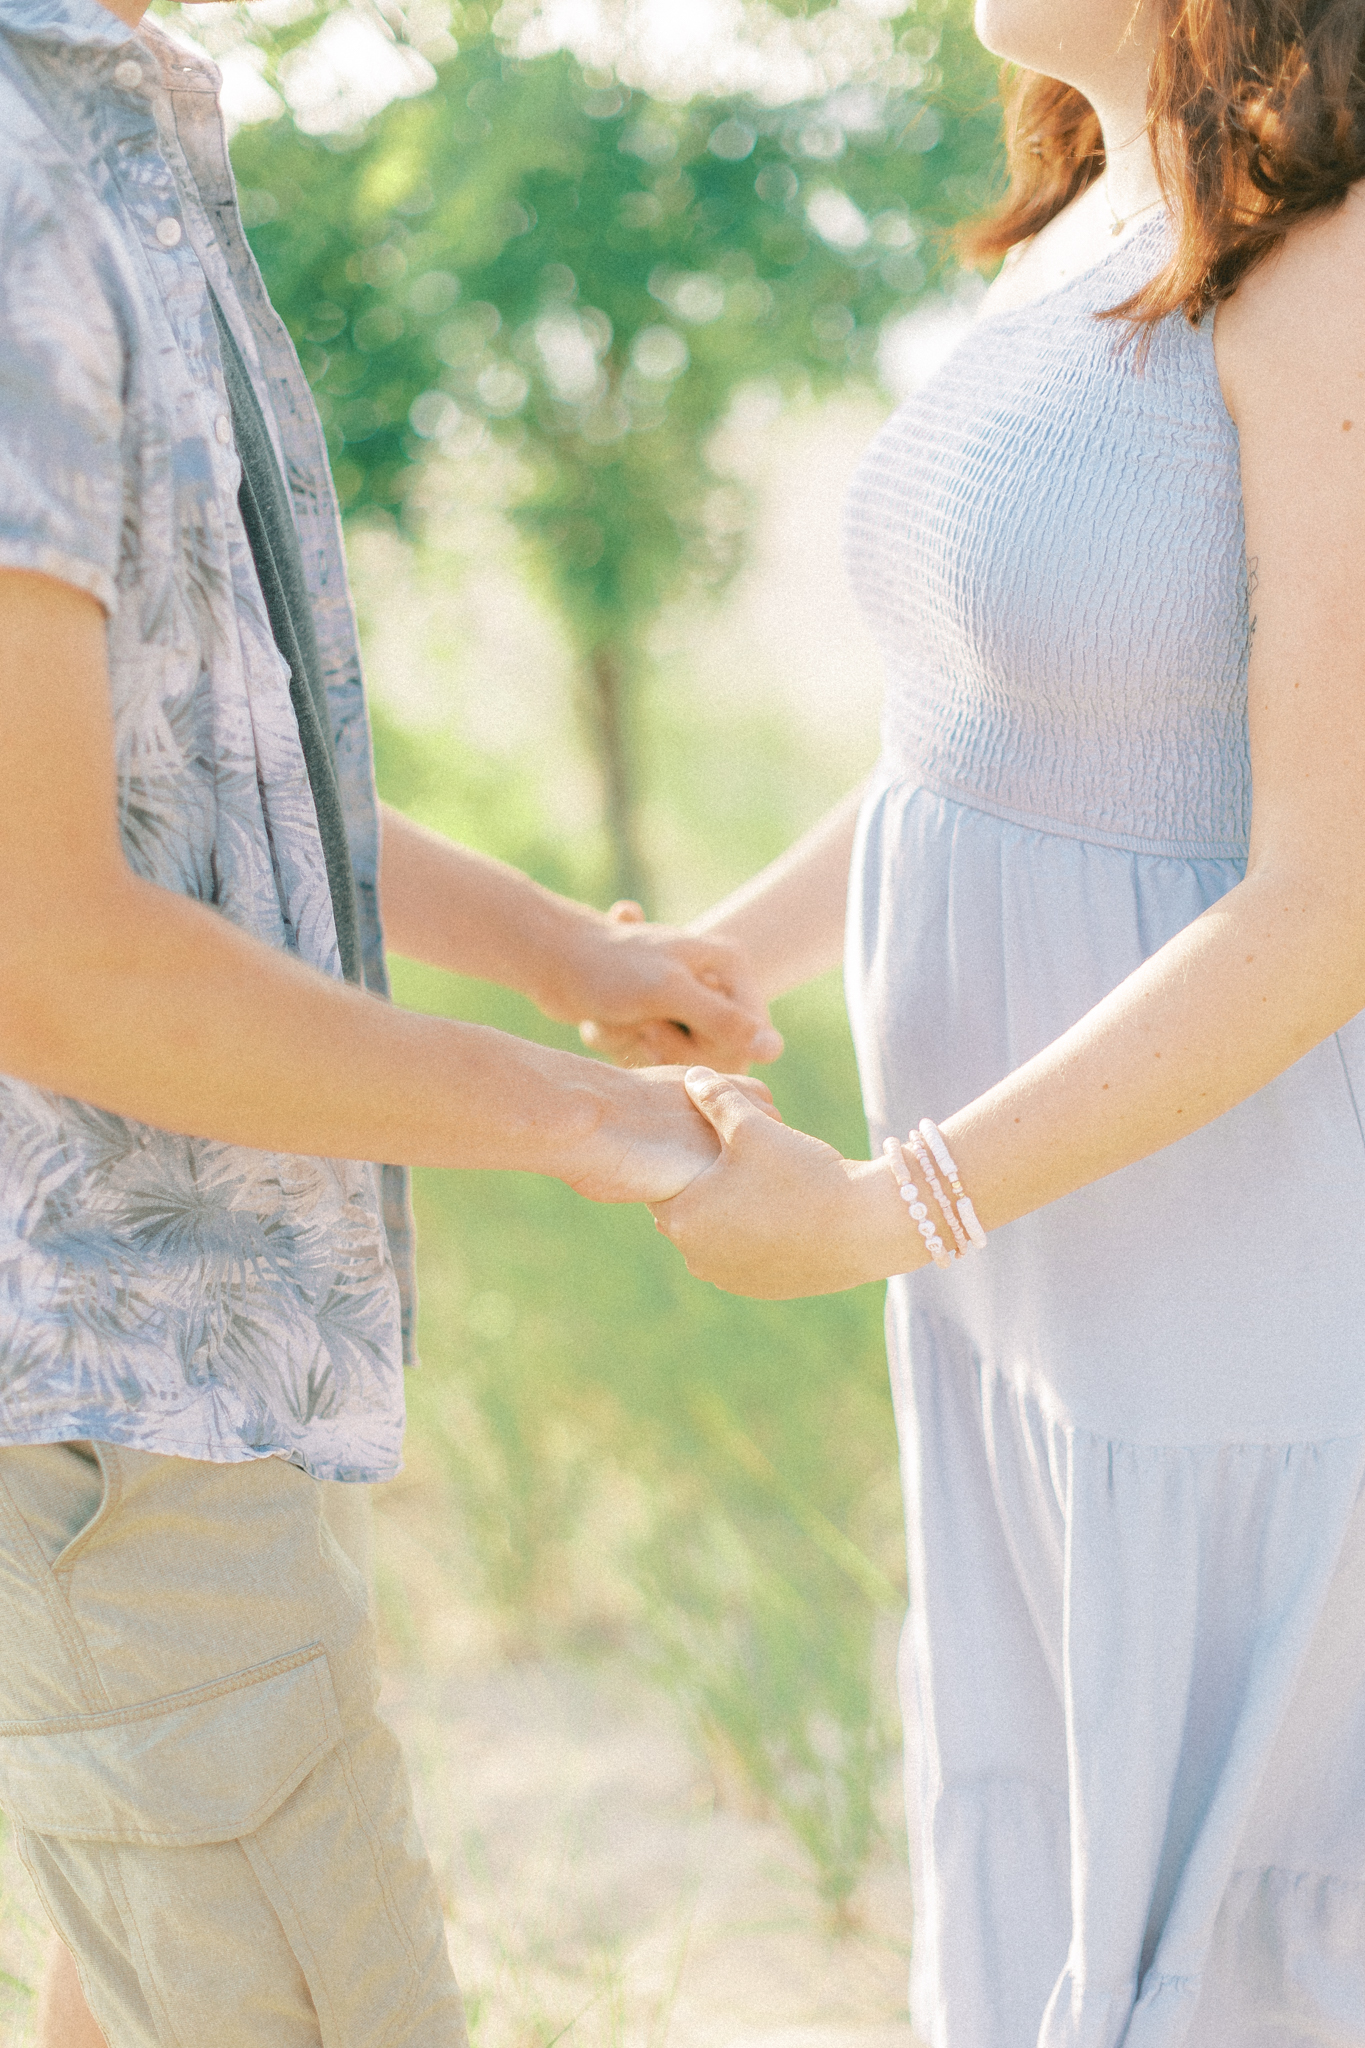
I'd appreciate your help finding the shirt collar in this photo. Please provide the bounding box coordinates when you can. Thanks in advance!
[0,0,223,104]
[0,0,134,49]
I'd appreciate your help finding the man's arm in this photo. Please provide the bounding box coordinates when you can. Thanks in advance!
[378,807,783,1069]
[0,570,766,1202]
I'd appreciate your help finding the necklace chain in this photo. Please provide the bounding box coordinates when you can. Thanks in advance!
[1103,182,1164,237]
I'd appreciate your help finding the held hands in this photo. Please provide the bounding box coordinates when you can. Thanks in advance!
[649,1068,925,1298]
[564,1060,781,1207]
[565,901,783,1071]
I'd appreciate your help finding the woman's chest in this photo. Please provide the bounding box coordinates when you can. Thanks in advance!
[844,302,1250,713]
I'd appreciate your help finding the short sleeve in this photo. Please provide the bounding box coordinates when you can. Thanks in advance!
[0,145,126,615]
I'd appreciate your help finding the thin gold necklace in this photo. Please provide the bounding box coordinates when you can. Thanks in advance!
[1103,182,1163,237]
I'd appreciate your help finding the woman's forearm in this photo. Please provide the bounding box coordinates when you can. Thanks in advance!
[379,803,596,1003]
[689,783,868,1000]
[944,857,1365,1238]
[655,855,1365,1297]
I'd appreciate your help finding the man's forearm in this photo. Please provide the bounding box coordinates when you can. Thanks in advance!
[0,569,768,1173]
[0,868,702,1196]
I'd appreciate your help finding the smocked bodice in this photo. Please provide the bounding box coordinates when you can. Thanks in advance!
[844,220,1251,858]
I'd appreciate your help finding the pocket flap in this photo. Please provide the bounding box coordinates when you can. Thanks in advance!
[0,1644,341,1846]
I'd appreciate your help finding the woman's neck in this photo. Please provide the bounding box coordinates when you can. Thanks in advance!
[1101,116,1164,226]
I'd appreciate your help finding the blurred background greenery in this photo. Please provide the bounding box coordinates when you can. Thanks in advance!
[0,3,1007,2040]
[232,0,1005,1926]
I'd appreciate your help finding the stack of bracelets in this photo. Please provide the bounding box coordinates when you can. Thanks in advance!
[882,1118,988,1270]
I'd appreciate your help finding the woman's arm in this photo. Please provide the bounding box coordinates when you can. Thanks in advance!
[652,189,1365,1295]
[687,782,868,1000]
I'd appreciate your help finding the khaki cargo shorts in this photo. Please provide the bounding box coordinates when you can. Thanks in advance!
[0,1440,467,2048]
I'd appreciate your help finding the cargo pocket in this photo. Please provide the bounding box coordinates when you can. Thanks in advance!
[0,1642,341,1846]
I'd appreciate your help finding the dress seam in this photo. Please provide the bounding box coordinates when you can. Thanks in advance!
[1229,1862,1365,1888]
[872,762,1249,863]
[975,1366,1365,1453]
[1066,1419,1365,1454]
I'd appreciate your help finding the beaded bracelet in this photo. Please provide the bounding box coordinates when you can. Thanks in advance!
[918,1118,988,1252]
[905,1129,970,1258]
[882,1136,951,1269]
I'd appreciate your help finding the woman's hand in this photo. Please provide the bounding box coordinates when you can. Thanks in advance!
[649,1068,926,1297]
[571,901,783,1071]
[580,783,868,1067]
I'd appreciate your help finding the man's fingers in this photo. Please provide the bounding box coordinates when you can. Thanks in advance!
[587,993,779,1070]
[582,911,782,1064]
[581,1018,693,1066]
[746,1023,784,1063]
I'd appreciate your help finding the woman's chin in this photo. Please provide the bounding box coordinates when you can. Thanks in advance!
[972,0,1049,69]
[971,0,1121,79]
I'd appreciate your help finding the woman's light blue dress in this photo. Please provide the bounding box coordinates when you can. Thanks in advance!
[842,218,1365,2047]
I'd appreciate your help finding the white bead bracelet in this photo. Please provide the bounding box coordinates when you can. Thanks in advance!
[918,1118,988,1251]
[906,1129,970,1258]
[882,1136,951,1269]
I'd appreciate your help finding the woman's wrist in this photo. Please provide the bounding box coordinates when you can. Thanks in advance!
[844,1154,933,1281]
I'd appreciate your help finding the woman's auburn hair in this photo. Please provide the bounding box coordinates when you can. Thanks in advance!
[962,0,1365,325]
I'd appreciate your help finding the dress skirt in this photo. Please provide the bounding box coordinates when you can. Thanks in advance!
[845,773,1365,2048]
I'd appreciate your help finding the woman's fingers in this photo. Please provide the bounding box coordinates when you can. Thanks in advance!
[670,939,784,1064]
[649,1084,871,1298]
[681,1065,774,1143]
[684,1065,784,1127]
[580,1018,681,1065]
[571,907,782,1069]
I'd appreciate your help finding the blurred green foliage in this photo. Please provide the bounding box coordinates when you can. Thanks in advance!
[221,0,1007,1918]
[369,699,906,1914]
[233,0,1002,895]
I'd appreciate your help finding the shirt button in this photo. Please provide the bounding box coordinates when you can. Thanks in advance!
[215,414,233,445]
[112,59,143,89]
[155,216,183,249]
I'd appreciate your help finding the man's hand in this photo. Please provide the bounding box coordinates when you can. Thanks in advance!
[565,1062,780,1205]
[573,901,783,1070]
[649,1069,921,1297]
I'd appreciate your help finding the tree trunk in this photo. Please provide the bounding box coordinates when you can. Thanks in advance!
[586,642,651,910]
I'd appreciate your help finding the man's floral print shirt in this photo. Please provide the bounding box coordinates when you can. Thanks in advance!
[0,0,416,1481]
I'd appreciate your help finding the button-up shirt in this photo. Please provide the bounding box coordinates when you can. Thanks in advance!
[0,0,416,1482]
